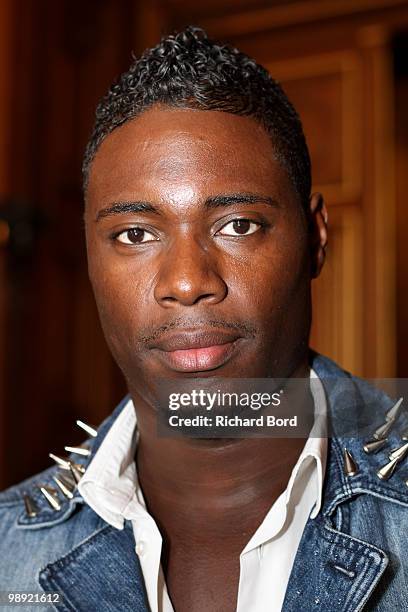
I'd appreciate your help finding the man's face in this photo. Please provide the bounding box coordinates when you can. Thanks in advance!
[85,106,321,392]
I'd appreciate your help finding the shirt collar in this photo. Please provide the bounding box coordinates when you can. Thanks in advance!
[78,399,138,528]
[289,369,327,519]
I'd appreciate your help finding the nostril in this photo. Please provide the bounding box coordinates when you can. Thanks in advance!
[159,292,219,307]
[192,293,217,305]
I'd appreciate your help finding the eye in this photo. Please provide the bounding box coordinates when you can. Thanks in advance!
[115,228,158,244]
[217,219,262,237]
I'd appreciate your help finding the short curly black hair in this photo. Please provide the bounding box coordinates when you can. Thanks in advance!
[83,26,311,206]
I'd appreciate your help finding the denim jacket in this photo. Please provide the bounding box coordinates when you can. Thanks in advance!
[1,354,407,611]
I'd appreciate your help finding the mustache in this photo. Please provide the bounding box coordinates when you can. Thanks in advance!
[139,318,257,344]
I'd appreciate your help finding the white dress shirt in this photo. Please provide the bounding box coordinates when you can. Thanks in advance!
[78,370,327,612]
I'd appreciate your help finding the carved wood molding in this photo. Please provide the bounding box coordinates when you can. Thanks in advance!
[198,0,408,38]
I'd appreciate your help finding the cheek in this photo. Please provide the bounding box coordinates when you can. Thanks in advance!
[90,262,149,327]
[225,229,310,319]
[86,242,149,354]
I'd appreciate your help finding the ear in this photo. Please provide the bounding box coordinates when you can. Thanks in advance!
[308,193,328,279]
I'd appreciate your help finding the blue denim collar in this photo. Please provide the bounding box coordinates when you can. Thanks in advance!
[312,353,408,517]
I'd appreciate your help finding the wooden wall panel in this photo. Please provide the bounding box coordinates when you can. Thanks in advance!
[1,0,132,488]
[263,51,365,373]
[310,205,363,375]
[0,0,14,488]
[358,26,397,377]
[395,37,408,377]
[266,52,363,203]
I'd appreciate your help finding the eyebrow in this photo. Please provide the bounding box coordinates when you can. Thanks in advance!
[95,193,279,222]
[96,201,159,222]
[204,193,279,209]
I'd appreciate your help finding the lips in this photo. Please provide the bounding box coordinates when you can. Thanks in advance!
[150,330,242,372]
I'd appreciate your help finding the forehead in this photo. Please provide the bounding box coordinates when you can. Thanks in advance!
[86,106,295,207]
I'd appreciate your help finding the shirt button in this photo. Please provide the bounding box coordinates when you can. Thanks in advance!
[135,541,146,557]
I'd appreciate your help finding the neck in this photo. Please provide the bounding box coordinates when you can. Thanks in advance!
[130,359,311,538]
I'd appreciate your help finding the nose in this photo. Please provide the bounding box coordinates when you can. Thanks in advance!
[154,235,227,307]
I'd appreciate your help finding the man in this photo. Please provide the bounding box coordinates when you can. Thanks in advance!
[0,26,407,612]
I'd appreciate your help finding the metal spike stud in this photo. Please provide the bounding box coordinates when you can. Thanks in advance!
[343,448,359,477]
[64,445,91,457]
[76,420,98,438]
[376,457,400,481]
[388,441,408,462]
[50,454,85,474]
[373,418,396,440]
[385,397,403,421]
[69,463,83,484]
[39,486,61,511]
[23,493,39,518]
[57,470,76,487]
[72,462,86,474]
[49,453,71,470]
[363,438,388,454]
[43,484,59,495]
[53,475,74,499]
